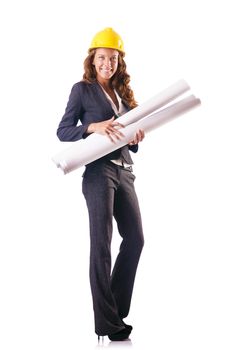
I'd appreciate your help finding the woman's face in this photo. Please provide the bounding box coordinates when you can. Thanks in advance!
[93,48,119,84]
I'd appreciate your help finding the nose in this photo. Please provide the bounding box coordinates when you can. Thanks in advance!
[104,57,112,67]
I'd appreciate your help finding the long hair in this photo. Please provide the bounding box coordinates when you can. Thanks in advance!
[82,49,137,109]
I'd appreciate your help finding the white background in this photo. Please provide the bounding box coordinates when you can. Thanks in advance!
[0,0,231,349]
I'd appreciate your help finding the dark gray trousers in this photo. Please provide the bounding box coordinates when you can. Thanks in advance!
[82,161,144,336]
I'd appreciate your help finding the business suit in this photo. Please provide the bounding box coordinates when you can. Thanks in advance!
[57,81,144,336]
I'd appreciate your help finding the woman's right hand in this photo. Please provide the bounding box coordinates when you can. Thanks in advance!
[87,116,125,143]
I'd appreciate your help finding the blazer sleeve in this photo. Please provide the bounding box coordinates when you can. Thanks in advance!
[128,144,138,153]
[57,83,89,142]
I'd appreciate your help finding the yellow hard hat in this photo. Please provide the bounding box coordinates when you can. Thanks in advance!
[89,27,124,53]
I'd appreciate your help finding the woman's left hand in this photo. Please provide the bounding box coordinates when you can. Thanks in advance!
[128,129,145,145]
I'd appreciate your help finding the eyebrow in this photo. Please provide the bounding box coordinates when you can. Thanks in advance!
[97,54,118,58]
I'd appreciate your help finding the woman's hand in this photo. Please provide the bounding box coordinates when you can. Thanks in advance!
[128,129,145,145]
[87,116,125,143]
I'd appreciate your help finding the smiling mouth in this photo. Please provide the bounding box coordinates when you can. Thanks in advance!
[101,69,112,73]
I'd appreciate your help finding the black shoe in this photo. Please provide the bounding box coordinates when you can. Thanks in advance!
[122,321,133,332]
[108,327,131,341]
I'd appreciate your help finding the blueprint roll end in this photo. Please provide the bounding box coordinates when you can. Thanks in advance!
[52,157,68,175]
[58,160,68,174]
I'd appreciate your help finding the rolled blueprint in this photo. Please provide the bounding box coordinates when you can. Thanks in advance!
[135,95,200,133]
[53,95,200,174]
[116,79,190,126]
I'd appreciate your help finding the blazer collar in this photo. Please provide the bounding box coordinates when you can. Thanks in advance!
[92,81,131,111]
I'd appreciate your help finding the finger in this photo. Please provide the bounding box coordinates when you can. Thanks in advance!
[108,127,125,137]
[136,129,144,142]
[140,129,145,139]
[134,132,139,144]
[114,132,124,140]
[129,135,136,145]
[107,133,116,143]
[138,130,144,141]
[105,128,124,142]
[108,131,124,143]
[112,121,125,128]
[141,130,145,141]
[115,129,125,137]
[105,129,116,143]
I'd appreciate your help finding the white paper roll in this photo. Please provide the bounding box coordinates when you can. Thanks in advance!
[116,79,190,126]
[53,95,200,174]
[136,95,200,133]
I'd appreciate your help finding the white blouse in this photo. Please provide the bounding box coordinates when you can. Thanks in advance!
[100,86,127,117]
[99,85,131,167]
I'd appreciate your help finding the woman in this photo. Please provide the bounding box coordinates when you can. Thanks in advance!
[57,27,145,341]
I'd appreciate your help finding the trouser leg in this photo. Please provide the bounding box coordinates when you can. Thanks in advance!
[82,165,125,336]
[111,168,144,319]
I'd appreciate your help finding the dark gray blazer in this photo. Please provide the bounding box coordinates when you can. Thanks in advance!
[57,81,138,164]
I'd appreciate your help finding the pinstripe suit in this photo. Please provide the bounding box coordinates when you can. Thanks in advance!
[57,81,144,336]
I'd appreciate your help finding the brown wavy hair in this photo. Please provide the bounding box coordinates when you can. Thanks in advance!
[82,49,137,109]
